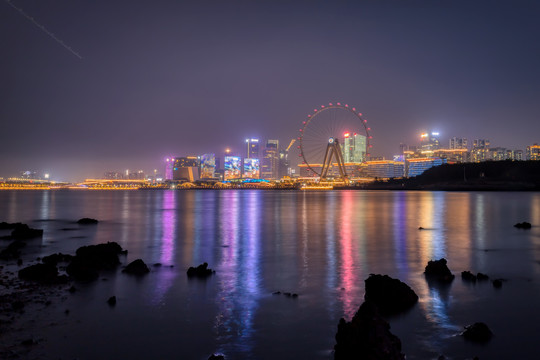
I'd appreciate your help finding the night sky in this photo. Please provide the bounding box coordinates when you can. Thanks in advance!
[2,0,540,181]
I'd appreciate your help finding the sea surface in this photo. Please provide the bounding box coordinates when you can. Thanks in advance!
[1,190,540,359]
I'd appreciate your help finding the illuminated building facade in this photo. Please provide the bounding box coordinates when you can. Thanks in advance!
[200,153,216,179]
[406,157,446,177]
[224,156,242,180]
[362,160,405,178]
[261,140,279,179]
[449,137,468,150]
[245,138,260,160]
[342,132,367,163]
[165,158,174,180]
[420,132,441,151]
[472,139,490,162]
[526,144,540,160]
[243,158,260,179]
[173,157,200,181]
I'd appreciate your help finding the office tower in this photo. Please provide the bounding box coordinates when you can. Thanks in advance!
[261,139,279,179]
[342,132,367,163]
[165,158,175,180]
[420,132,440,151]
[245,138,260,160]
[449,137,468,150]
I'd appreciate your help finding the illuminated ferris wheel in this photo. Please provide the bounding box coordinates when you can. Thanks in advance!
[298,102,372,178]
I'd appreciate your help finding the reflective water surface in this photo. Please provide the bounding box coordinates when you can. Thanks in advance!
[1,190,540,359]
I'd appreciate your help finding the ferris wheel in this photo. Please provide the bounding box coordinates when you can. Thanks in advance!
[298,102,372,177]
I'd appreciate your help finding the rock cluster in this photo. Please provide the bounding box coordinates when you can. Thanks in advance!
[66,242,126,281]
[187,262,215,278]
[18,263,68,284]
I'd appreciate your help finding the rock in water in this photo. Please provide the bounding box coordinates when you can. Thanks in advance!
[122,259,150,276]
[11,224,43,240]
[334,301,405,359]
[513,221,531,229]
[107,296,117,306]
[18,263,66,283]
[462,322,493,342]
[0,240,26,260]
[208,354,225,360]
[424,258,455,283]
[66,242,125,281]
[364,274,418,315]
[461,271,477,282]
[77,218,99,224]
[187,262,214,278]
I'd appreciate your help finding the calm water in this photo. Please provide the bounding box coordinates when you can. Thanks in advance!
[1,190,540,359]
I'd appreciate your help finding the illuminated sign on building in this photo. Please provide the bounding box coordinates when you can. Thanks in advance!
[224,156,242,180]
[243,158,260,179]
[200,153,216,179]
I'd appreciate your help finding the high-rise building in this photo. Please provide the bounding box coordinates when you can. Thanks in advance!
[245,138,260,160]
[420,132,441,151]
[173,157,200,181]
[472,139,490,162]
[449,137,468,150]
[200,154,216,179]
[261,140,279,179]
[243,158,260,179]
[342,132,367,163]
[165,158,174,180]
[526,144,540,160]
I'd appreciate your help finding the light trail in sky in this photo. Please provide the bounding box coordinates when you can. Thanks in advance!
[5,0,83,59]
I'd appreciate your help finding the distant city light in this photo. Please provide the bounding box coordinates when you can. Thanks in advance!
[44,173,49,179]
[432,132,440,136]
[421,133,429,138]
[344,132,350,138]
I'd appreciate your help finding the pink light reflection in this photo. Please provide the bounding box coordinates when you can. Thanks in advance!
[339,191,358,319]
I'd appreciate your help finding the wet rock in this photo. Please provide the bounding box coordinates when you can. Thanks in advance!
[187,262,214,278]
[424,258,455,283]
[68,286,76,293]
[461,271,477,283]
[0,240,26,260]
[122,259,150,276]
[493,279,503,288]
[272,291,281,295]
[66,242,125,281]
[462,322,493,342]
[334,301,405,359]
[18,263,66,283]
[77,218,99,225]
[292,293,299,298]
[11,224,43,240]
[208,354,225,360]
[153,263,162,267]
[364,274,418,315]
[42,253,74,266]
[107,296,117,306]
[514,222,531,229]
[418,227,425,230]
[21,338,36,346]
[477,273,489,281]
[11,301,25,311]
[17,258,23,266]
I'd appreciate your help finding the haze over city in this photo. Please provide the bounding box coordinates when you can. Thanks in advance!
[2,0,540,181]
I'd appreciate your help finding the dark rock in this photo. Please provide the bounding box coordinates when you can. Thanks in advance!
[0,240,26,260]
[66,242,124,281]
[477,273,489,281]
[0,222,21,230]
[292,293,299,298]
[21,338,35,346]
[272,291,281,295]
[107,296,117,306]
[418,227,425,230]
[12,301,24,311]
[334,301,405,359]
[424,258,455,283]
[514,222,532,229]
[17,258,23,266]
[284,292,292,297]
[461,271,477,282]
[18,263,66,283]
[208,354,225,360]
[11,224,43,240]
[68,286,76,293]
[364,274,418,315]
[493,279,503,288]
[187,262,214,278]
[42,253,74,266]
[122,259,150,276]
[153,263,162,267]
[462,322,493,342]
[77,218,99,225]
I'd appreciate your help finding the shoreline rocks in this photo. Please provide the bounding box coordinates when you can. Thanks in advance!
[77,218,99,225]
[11,224,43,240]
[462,322,493,342]
[122,259,150,276]
[187,262,215,278]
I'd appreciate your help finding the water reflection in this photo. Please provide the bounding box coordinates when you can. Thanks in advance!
[216,191,261,356]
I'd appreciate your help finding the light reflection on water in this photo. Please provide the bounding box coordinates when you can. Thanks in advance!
[1,190,540,359]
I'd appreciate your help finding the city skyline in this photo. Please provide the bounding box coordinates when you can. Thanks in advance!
[2,1,540,181]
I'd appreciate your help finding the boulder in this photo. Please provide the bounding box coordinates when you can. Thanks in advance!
[77,218,99,225]
[461,271,477,283]
[187,262,214,278]
[18,263,67,284]
[0,240,26,260]
[0,222,22,230]
[493,279,503,288]
[208,354,225,360]
[334,301,405,359]
[122,259,150,276]
[364,274,418,315]
[11,224,43,240]
[462,322,493,342]
[42,253,74,266]
[107,296,117,306]
[477,273,489,281]
[424,258,455,283]
[514,222,532,229]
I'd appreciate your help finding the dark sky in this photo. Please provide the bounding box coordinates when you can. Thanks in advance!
[2,0,540,181]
